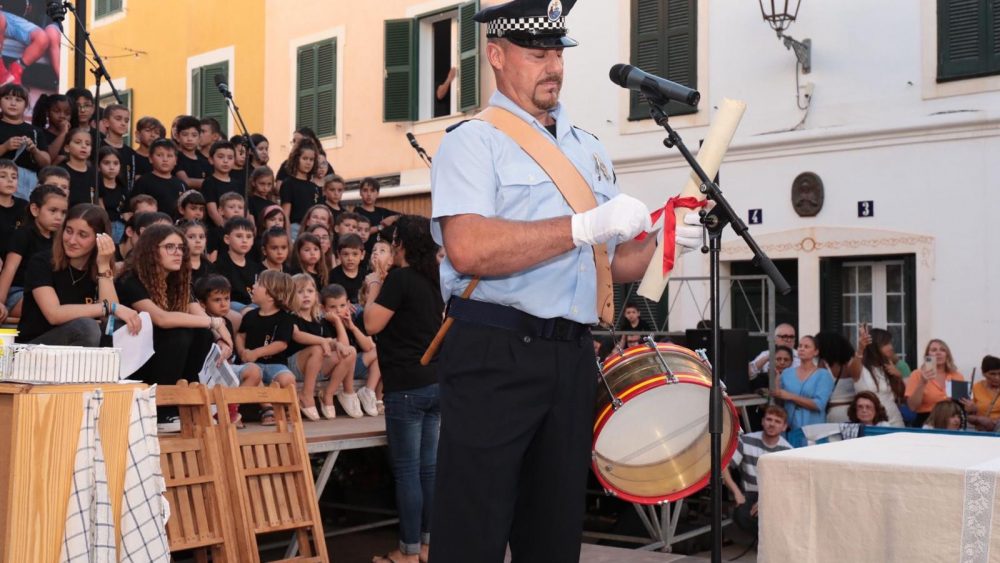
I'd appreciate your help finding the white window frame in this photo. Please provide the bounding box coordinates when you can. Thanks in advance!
[417,10,459,121]
[186,46,235,136]
[90,0,127,28]
[288,27,345,149]
[842,260,908,361]
[920,0,1000,100]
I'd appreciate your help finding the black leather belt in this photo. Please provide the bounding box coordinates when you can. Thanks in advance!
[448,298,590,341]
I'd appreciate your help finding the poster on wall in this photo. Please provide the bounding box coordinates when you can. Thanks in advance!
[0,0,61,112]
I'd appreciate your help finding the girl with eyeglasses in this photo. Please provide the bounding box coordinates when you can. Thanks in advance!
[115,224,233,393]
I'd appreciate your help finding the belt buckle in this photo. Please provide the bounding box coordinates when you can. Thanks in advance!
[550,318,575,341]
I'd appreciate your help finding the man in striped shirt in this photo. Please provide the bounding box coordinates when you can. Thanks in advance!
[723,405,792,534]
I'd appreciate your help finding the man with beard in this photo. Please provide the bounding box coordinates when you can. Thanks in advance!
[428,1,702,560]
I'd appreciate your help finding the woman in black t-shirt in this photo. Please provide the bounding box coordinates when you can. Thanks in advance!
[363,215,443,563]
[116,224,233,388]
[18,204,140,345]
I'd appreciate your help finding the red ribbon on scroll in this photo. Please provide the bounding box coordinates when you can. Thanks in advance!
[635,196,708,274]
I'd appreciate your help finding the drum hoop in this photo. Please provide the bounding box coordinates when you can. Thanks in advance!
[600,343,707,373]
[591,376,742,505]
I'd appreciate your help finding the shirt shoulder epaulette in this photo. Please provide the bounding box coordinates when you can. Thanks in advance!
[446,120,471,133]
[573,126,600,142]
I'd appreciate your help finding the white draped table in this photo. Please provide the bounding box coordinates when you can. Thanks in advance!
[758,432,1000,563]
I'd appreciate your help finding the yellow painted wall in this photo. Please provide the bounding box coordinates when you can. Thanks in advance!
[81,0,265,139]
[263,0,496,182]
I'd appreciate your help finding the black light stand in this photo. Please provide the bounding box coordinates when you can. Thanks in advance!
[51,2,123,201]
[647,99,790,563]
[217,79,263,217]
[406,132,432,167]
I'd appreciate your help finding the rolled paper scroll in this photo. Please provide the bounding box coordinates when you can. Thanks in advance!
[637,98,747,301]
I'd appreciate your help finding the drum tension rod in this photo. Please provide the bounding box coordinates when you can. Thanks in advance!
[596,359,623,410]
[643,335,678,383]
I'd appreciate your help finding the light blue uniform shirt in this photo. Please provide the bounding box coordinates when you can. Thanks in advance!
[431,91,619,324]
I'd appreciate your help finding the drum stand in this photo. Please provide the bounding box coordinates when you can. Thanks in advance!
[646,98,791,563]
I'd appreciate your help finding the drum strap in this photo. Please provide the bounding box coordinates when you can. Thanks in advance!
[419,106,614,366]
[474,106,614,325]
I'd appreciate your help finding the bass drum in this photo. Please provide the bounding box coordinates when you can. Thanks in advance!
[592,343,740,505]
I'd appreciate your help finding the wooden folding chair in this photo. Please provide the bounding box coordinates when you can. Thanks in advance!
[156,381,240,562]
[214,384,329,563]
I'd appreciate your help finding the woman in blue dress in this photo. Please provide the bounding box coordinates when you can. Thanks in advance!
[773,335,834,430]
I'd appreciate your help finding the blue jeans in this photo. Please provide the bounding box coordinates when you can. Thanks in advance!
[384,383,440,555]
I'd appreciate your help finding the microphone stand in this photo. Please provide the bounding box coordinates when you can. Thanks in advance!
[220,87,262,218]
[407,135,433,168]
[646,97,790,563]
[63,2,122,201]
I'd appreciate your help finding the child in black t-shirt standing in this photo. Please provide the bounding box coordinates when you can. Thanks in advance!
[329,233,366,304]
[237,270,297,424]
[214,216,263,311]
[59,127,95,207]
[33,94,70,167]
[207,192,246,261]
[0,185,66,322]
[203,141,236,227]
[133,116,165,180]
[322,174,346,225]
[96,146,128,242]
[172,116,207,190]
[100,104,136,192]
[0,84,51,200]
[0,160,27,255]
[247,166,277,222]
[353,176,400,243]
[133,138,186,220]
[229,134,249,196]
[279,139,320,238]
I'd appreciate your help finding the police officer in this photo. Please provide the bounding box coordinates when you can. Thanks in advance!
[429,1,698,561]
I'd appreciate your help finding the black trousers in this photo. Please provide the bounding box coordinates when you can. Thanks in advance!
[429,320,598,563]
[134,326,214,387]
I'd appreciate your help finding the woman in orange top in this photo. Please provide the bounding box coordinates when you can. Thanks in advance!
[905,339,964,426]
[962,355,1000,431]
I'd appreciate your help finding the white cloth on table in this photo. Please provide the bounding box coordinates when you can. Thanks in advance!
[118,386,170,562]
[758,432,1000,563]
[60,390,115,563]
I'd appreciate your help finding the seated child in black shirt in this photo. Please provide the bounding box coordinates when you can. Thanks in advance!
[37,165,71,195]
[193,274,243,425]
[96,146,128,242]
[328,233,366,304]
[236,270,297,423]
[59,127,96,207]
[0,159,27,255]
[322,283,380,417]
[213,216,262,310]
[177,189,207,224]
[207,192,246,261]
[133,116,166,180]
[0,185,66,322]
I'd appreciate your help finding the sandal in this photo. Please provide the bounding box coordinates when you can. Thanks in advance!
[260,407,276,426]
[372,553,400,563]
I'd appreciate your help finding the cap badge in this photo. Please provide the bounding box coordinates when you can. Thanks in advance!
[547,0,563,22]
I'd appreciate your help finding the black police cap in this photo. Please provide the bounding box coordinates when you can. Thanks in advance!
[473,0,578,49]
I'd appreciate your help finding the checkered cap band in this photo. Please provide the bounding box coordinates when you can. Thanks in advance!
[487,16,567,37]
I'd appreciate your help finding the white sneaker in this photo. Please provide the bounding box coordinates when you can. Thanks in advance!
[357,387,379,416]
[337,391,364,418]
[157,416,181,434]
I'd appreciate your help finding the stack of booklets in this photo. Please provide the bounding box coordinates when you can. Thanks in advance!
[0,345,121,384]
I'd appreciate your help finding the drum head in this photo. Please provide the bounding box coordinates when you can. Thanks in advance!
[592,375,738,504]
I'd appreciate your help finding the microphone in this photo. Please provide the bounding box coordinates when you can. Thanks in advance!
[406,132,421,150]
[609,64,700,107]
[46,1,68,25]
[214,74,233,99]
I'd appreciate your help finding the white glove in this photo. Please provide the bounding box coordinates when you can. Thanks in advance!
[571,194,651,247]
[675,212,703,255]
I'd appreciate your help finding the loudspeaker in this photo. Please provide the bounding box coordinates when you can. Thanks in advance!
[684,328,751,395]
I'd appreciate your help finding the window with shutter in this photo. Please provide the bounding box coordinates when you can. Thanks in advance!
[458,1,480,112]
[95,0,123,20]
[191,61,229,137]
[296,39,338,138]
[629,0,698,120]
[384,2,482,123]
[384,19,416,122]
[937,0,1000,81]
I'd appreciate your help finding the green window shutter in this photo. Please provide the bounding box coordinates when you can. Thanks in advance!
[458,1,480,112]
[296,45,317,132]
[819,258,844,334]
[384,19,416,122]
[315,40,337,137]
[629,0,697,121]
[191,67,202,118]
[96,0,122,19]
[198,61,229,137]
[937,0,1000,81]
